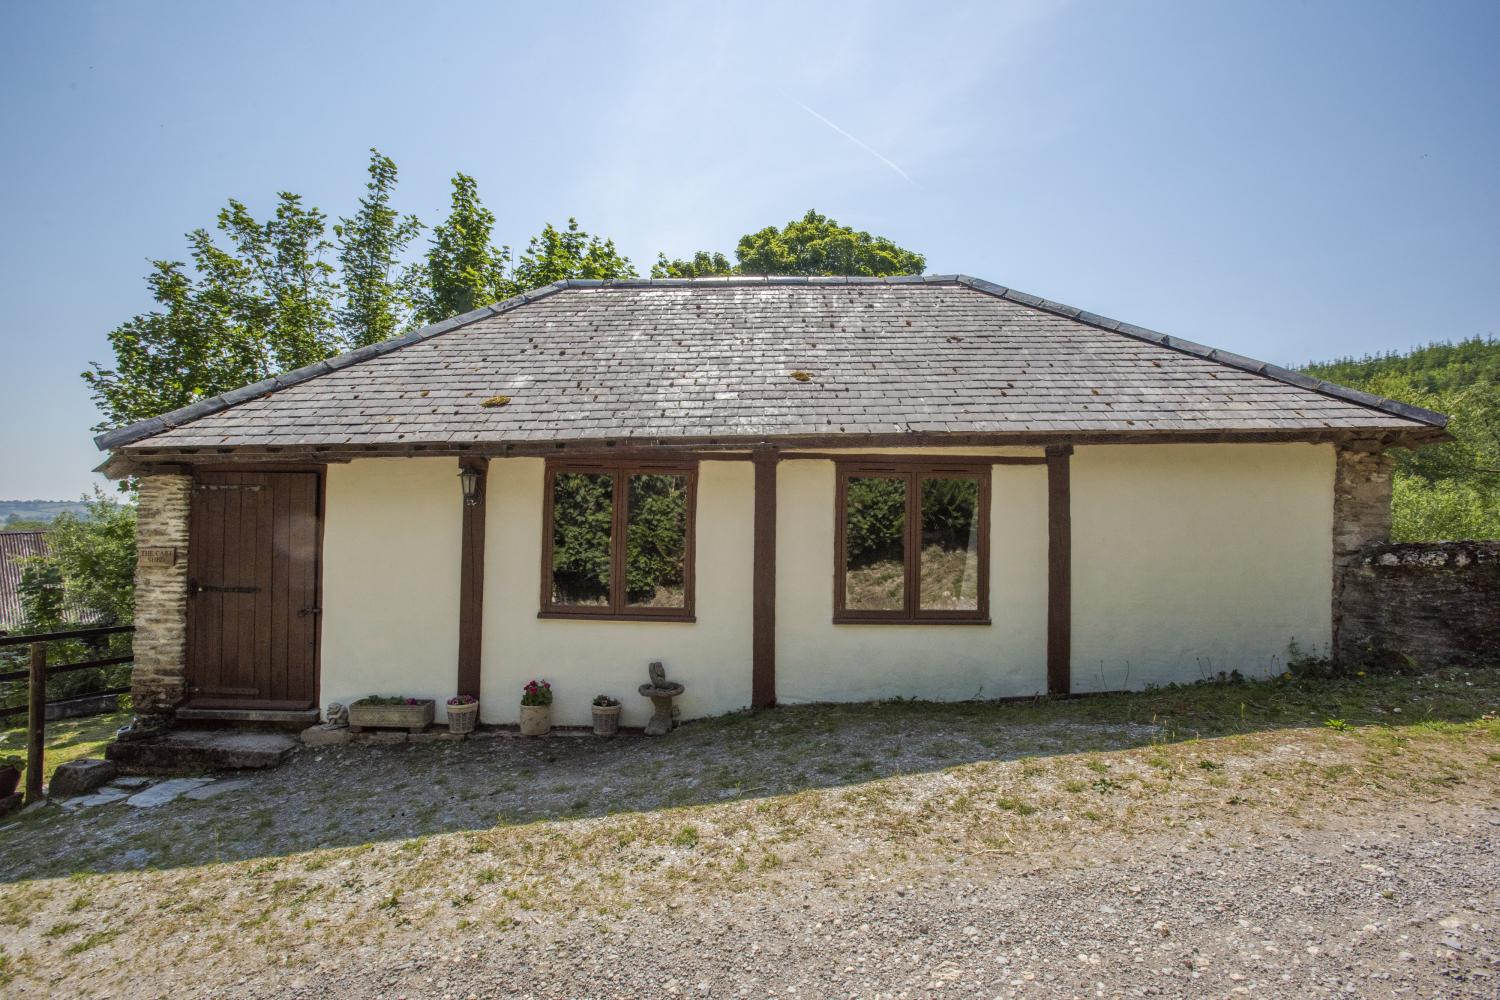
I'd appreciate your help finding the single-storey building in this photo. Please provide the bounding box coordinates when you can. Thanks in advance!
[95,275,1447,732]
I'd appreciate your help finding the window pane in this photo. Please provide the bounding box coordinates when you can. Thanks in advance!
[844,476,907,611]
[551,472,613,606]
[919,477,981,611]
[626,473,689,608]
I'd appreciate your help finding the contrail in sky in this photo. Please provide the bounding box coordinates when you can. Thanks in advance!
[794,100,916,186]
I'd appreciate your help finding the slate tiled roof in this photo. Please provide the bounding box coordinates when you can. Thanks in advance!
[99,276,1445,453]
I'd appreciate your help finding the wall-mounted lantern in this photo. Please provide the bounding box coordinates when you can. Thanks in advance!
[458,464,483,507]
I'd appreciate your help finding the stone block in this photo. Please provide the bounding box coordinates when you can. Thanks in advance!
[301,725,353,747]
[357,731,407,744]
[48,758,118,798]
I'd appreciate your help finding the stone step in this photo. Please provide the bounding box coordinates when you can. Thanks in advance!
[175,706,319,727]
[106,729,298,774]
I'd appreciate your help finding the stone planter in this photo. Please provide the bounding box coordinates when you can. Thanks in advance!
[348,698,434,734]
[447,701,479,735]
[591,704,621,737]
[0,764,20,799]
[518,704,551,737]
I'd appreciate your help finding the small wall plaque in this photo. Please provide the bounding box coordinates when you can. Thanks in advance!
[139,546,178,567]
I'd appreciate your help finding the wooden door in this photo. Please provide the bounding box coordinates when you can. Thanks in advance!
[186,471,321,709]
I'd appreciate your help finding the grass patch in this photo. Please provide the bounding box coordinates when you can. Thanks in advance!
[0,710,130,784]
[64,928,120,956]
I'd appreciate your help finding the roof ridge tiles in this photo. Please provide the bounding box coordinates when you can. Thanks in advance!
[92,273,1446,452]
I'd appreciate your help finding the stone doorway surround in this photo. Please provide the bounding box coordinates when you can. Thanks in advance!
[130,473,191,732]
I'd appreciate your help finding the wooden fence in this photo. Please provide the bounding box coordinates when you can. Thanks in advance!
[0,624,134,803]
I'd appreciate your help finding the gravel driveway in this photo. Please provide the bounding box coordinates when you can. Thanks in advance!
[1,669,1495,998]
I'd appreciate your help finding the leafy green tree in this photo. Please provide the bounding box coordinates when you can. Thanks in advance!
[336,149,424,346]
[47,490,138,625]
[654,210,924,279]
[737,210,925,276]
[17,561,65,631]
[651,250,735,279]
[510,218,637,291]
[212,194,341,371]
[419,173,510,322]
[83,259,263,429]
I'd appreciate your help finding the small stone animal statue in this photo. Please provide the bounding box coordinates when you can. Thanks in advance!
[649,660,667,688]
[323,702,350,729]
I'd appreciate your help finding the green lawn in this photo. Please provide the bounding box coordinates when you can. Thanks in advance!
[0,711,129,784]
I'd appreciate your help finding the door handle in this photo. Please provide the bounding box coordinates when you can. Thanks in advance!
[297,607,321,617]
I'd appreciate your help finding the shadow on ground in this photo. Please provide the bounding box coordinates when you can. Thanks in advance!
[2,667,1495,884]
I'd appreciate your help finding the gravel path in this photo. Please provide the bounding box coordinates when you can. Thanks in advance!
[2,673,1496,998]
[297,795,1500,1000]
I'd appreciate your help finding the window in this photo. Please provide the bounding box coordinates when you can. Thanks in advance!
[835,461,990,623]
[541,461,697,620]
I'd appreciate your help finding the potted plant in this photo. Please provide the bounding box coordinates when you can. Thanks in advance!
[591,695,621,737]
[0,756,22,798]
[519,679,552,736]
[447,694,479,735]
[348,696,435,734]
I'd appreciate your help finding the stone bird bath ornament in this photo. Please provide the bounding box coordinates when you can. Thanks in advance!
[638,661,684,736]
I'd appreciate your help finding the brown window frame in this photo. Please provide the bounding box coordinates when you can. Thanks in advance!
[539,459,698,623]
[834,460,991,625]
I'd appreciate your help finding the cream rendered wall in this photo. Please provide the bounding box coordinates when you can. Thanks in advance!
[319,458,463,721]
[316,444,1336,723]
[1070,443,1335,691]
[479,458,754,728]
[775,455,1051,703]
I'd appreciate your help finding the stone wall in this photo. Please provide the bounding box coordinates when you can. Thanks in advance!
[1335,541,1500,668]
[1331,444,1393,661]
[132,474,190,729]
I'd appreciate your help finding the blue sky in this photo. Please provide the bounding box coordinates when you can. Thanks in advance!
[1,0,1496,498]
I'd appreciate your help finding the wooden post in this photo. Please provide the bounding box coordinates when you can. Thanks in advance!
[457,457,489,702]
[1046,445,1073,697]
[25,642,45,804]
[751,448,778,709]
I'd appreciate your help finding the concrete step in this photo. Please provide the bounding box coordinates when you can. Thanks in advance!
[106,729,298,774]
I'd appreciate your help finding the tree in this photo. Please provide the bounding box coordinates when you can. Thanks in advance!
[47,490,138,625]
[419,173,509,322]
[736,210,925,276]
[510,218,637,291]
[335,149,424,347]
[651,250,735,279]
[213,193,341,372]
[654,210,925,279]
[83,258,263,430]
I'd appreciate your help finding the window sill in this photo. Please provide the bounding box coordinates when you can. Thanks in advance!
[832,617,991,626]
[537,611,696,624]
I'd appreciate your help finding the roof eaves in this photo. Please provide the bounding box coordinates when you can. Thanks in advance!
[95,281,580,451]
[953,275,1448,429]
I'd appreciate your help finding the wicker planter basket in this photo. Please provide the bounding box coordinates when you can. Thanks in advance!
[447,701,479,734]
[518,704,551,737]
[591,704,621,737]
[348,698,435,734]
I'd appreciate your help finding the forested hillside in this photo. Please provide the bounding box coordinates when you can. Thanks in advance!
[1303,337,1499,540]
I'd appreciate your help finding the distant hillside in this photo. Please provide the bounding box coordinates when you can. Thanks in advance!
[0,500,92,527]
[1302,337,1499,541]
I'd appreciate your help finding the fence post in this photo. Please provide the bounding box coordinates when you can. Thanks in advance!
[26,642,45,804]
